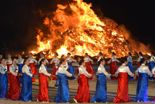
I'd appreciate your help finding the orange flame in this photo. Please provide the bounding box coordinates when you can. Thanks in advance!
[30,0,150,58]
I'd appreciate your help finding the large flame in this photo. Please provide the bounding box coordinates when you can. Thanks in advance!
[30,0,150,58]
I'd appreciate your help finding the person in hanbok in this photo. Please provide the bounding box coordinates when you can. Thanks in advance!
[0,59,8,98]
[20,58,33,102]
[28,53,37,82]
[84,53,94,78]
[97,52,104,63]
[17,54,24,74]
[136,52,143,67]
[127,52,133,72]
[148,53,155,71]
[6,54,13,85]
[7,58,20,100]
[66,53,76,79]
[37,58,51,102]
[113,61,134,103]
[135,58,152,102]
[91,59,111,103]
[55,59,72,103]
[108,52,120,79]
[50,52,60,80]
[38,53,49,65]
[73,59,92,103]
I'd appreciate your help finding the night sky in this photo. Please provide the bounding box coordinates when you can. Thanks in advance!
[0,0,155,53]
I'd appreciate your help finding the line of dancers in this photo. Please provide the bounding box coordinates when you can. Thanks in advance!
[0,51,155,103]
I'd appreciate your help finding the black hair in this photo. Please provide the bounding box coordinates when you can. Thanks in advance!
[79,59,84,66]
[23,57,29,64]
[140,58,145,65]
[39,58,46,67]
[98,58,104,66]
[59,59,65,65]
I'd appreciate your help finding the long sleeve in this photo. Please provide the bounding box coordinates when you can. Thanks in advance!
[65,71,72,77]
[39,65,51,77]
[22,65,33,77]
[126,67,134,77]
[0,65,7,74]
[152,67,155,74]
[79,66,92,78]
[145,67,153,77]
[97,66,111,77]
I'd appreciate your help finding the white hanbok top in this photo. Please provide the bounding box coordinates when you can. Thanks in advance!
[66,57,75,63]
[56,63,72,77]
[7,58,12,64]
[127,56,132,63]
[17,58,24,64]
[0,64,7,74]
[50,57,60,66]
[137,56,143,62]
[149,56,155,62]
[97,64,111,77]
[115,64,134,77]
[136,64,152,77]
[84,56,93,63]
[22,65,33,77]
[10,64,18,76]
[78,65,91,78]
[29,57,37,64]
[39,64,51,77]
[97,56,103,62]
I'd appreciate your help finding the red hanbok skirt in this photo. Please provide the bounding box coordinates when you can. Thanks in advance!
[74,74,90,103]
[51,64,57,80]
[113,72,130,103]
[29,63,37,74]
[37,73,49,102]
[85,62,94,79]
[7,64,12,85]
[7,73,20,100]
[110,61,118,79]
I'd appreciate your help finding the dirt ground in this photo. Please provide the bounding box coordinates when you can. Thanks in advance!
[1,79,155,104]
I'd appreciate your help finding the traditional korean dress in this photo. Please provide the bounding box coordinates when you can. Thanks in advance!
[84,56,94,78]
[0,64,8,98]
[29,57,37,82]
[136,64,152,102]
[20,65,33,102]
[50,57,60,80]
[17,57,24,74]
[37,64,51,102]
[7,64,20,100]
[148,55,155,71]
[127,55,133,72]
[6,58,12,86]
[74,65,92,103]
[113,64,134,103]
[55,63,72,103]
[137,55,143,67]
[66,56,75,80]
[91,64,111,103]
[108,55,119,79]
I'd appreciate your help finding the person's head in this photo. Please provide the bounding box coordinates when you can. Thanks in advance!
[128,52,132,56]
[28,53,33,58]
[61,54,66,60]
[112,52,116,56]
[40,58,47,66]
[98,52,103,56]
[12,58,17,65]
[79,59,85,66]
[140,58,146,65]
[121,60,127,66]
[85,53,88,57]
[67,53,71,57]
[1,58,6,66]
[98,59,105,66]
[7,54,11,59]
[40,53,44,58]
[54,52,58,57]
[139,52,143,56]
[59,59,67,65]
[18,54,22,59]
[24,58,30,65]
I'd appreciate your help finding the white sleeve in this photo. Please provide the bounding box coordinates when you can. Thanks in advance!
[152,67,155,74]
[114,68,119,76]
[23,66,33,77]
[33,59,37,63]
[50,59,54,64]
[65,71,72,77]
[39,66,51,77]
[102,68,111,77]
[83,68,92,78]
[126,67,134,77]
[146,67,153,77]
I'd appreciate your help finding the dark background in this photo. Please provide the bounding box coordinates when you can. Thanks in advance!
[0,0,155,53]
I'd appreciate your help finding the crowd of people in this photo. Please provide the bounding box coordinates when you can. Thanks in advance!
[0,51,155,103]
